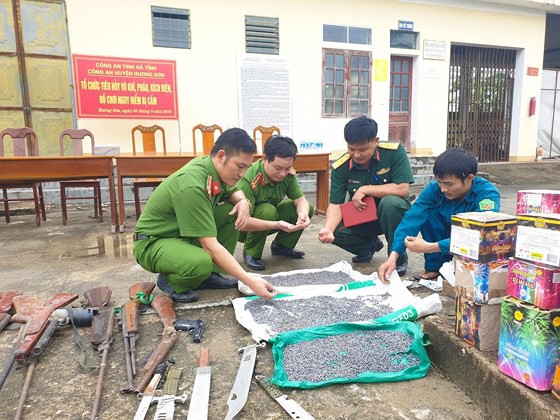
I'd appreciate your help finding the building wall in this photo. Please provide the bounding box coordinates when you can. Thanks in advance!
[65,0,548,160]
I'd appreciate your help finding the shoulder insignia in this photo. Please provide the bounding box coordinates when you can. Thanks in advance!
[206,175,213,196]
[332,153,350,170]
[479,199,495,211]
[250,172,265,190]
[377,142,400,150]
[206,175,222,196]
[289,167,297,176]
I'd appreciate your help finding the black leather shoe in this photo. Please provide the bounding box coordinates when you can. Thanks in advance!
[243,251,265,270]
[271,241,305,259]
[352,237,384,263]
[157,273,199,303]
[396,261,408,277]
[194,272,238,290]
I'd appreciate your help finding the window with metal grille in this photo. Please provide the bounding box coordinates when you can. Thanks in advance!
[390,30,418,49]
[151,6,190,49]
[322,49,371,117]
[245,15,279,55]
[323,25,371,45]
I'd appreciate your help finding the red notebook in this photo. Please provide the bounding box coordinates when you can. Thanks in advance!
[340,196,378,228]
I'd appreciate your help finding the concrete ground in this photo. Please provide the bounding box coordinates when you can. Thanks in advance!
[0,160,559,419]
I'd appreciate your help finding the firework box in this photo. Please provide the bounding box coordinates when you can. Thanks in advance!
[498,296,560,391]
[450,211,517,263]
[507,258,560,310]
[552,359,560,400]
[515,214,560,268]
[517,190,560,216]
[454,257,508,304]
[455,294,501,351]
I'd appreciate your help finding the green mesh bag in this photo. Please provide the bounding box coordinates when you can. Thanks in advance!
[269,320,430,389]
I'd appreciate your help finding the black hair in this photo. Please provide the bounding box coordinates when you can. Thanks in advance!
[343,115,378,145]
[210,128,257,157]
[263,135,298,162]
[433,147,478,181]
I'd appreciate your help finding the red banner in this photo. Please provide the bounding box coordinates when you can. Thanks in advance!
[73,55,178,119]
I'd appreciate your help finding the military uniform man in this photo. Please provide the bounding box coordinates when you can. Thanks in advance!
[319,116,414,275]
[237,136,314,271]
[133,128,276,303]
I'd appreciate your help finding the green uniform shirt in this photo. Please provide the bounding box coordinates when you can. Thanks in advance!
[236,158,303,213]
[135,156,237,238]
[330,142,414,204]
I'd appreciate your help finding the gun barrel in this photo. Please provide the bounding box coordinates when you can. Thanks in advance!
[91,309,115,420]
[30,319,58,357]
[0,323,29,392]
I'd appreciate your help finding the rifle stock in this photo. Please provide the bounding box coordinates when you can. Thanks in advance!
[15,293,79,361]
[0,291,23,332]
[129,282,156,303]
[150,294,176,330]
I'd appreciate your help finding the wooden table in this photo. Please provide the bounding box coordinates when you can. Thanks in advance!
[0,156,118,232]
[114,153,330,232]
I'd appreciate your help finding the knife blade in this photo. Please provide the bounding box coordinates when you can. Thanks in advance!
[186,348,212,420]
[224,342,266,420]
[134,362,167,420]
[255,375,315,420]
[153,365,186,420]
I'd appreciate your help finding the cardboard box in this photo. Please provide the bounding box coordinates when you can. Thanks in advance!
[507,258,560,310]
[515,214,560,268]
[450,211,517,263]
[551,358,560,401]
[517,190,560,216]
[455,294,501,351]
[454,257,508,304]
[498,296,560,391]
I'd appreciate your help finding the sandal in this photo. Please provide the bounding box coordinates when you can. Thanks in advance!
[413,270,440,281]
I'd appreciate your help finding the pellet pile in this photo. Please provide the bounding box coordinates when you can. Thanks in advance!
[263,271,356,287]
[283,330,420,383]
[245,294,393,333]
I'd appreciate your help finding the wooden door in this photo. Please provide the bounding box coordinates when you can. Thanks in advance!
[389,56,412,150]
[0,0,73,155]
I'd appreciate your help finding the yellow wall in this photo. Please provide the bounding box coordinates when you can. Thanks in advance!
[65,0,549,159]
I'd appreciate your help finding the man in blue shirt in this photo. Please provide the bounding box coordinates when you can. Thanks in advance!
[378,147,500,283]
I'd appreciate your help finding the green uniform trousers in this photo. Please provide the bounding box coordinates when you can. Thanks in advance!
[333,195,410,265]
[133,203,238,293]
[239,199,314,258]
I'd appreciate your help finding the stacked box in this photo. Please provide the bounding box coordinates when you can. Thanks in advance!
[450,211,517,263]
[516,190,560,216]
[454,257,508,304]
[455,294,501,351]
[507,259,560,310]
[498,296,560,391]
[552,359,560,401]
[515,214,560,268]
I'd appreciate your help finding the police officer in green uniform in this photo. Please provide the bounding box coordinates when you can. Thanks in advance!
[318,116,414,276]
[237,136,314,271]
[133,128,276,303]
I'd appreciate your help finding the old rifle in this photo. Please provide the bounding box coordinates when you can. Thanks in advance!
[0,293,78,393]
[13,301,93,419]
[15,292,79,361]
[0,295,44,391]
[84,286,115,420]
[120,282,155,393]
[135,294,178,393]
[0,290,23,332]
